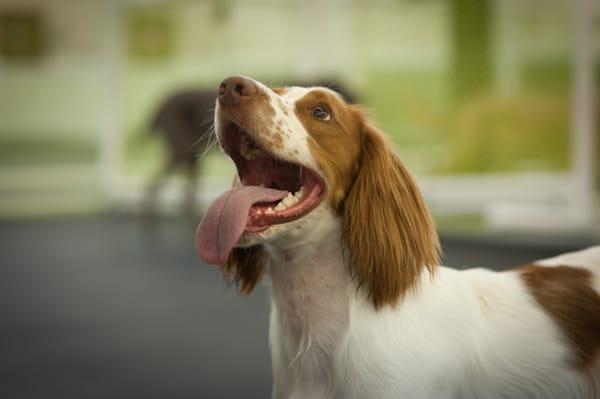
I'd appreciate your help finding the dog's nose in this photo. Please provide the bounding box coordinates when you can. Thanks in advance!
[218,76,257,106]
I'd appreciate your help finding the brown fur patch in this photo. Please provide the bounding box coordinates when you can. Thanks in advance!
[294,90,363,209]
[519,264,600,370]
[270,133,284,149]
[295,89,440,308]
[223,245,268,295]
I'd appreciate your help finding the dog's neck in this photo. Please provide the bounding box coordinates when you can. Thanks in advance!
[265,216,351,373]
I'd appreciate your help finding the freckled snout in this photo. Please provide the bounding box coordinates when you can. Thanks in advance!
[218,76,258,107]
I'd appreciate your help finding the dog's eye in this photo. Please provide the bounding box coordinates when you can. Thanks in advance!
[312,105,330,121]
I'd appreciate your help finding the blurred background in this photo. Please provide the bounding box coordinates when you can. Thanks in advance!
[0,0,598,398]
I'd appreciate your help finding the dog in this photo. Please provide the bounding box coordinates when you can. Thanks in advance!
[142,89,215,219]
[195,76,600,399]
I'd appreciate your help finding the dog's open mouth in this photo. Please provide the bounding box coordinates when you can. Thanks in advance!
[195,121,325,265]
[223,123,325,229]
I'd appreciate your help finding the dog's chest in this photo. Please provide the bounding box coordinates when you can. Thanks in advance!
[274,265,346,335]
[269,254,350,396]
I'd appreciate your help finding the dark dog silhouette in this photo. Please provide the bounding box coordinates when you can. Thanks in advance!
[142,89,217,219]
[142,79,357,219]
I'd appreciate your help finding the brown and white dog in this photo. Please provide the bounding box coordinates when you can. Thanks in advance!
[195,76,600,399]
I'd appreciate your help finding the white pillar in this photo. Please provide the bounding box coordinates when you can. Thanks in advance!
[98,0,123,202]
[295,0,323,80]
[569,0,597,228]
[493,0,520,95]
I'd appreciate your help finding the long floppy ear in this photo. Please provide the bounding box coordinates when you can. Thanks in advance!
[343,122,440,308]
[222,245,268,295]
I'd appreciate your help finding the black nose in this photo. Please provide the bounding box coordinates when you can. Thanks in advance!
[218,76,257,106]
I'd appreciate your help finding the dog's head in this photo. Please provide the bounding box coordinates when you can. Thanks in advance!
[196,76,439,307]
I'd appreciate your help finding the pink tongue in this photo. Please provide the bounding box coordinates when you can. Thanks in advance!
[195,186,288,265]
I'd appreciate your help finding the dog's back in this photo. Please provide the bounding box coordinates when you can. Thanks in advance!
[535,246,600,270]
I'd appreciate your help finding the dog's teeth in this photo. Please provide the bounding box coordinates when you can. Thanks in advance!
[273,197,286,211]
[271,187,305,212]
[265,207,274,214]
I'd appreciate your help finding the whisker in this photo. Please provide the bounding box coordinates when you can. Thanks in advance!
[194,114,218,160]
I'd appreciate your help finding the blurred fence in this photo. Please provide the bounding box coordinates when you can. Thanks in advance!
[0,0,598,233]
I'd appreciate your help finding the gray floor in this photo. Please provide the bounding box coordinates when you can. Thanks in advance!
[0,214,592,399]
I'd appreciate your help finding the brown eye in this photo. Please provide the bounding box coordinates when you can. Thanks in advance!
[312,105,330,121]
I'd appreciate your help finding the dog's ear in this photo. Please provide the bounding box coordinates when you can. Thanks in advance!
[343,122,439,309]
[223,245,268,295]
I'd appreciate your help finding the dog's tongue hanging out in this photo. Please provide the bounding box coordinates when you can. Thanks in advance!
[195,125,325,265]
[195,186,287,265]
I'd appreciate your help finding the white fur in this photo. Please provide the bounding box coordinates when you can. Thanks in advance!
[266,229,599,399]
[217,78,600,398]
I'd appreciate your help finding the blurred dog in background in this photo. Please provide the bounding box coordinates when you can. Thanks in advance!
[142,89,216,220]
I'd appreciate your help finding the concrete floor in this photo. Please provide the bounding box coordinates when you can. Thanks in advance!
[0,214,592,399]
